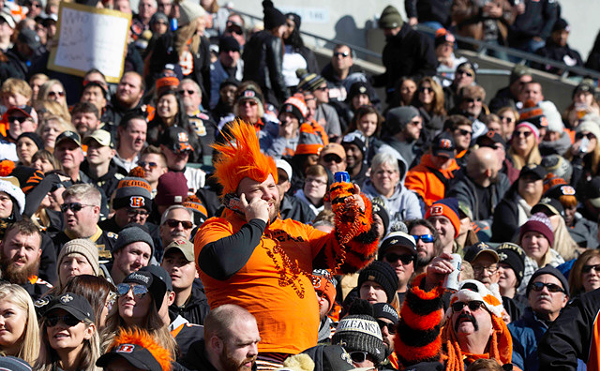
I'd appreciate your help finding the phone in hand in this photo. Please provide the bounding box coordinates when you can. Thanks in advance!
[223,193,245,214]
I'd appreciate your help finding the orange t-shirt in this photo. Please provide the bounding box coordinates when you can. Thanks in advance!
[194,213,335,354]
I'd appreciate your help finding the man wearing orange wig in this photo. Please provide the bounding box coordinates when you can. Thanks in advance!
[194,120,379,359]
[394,253,514,371]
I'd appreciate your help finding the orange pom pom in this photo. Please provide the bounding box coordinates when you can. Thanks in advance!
[128,166,146,178]
[0,160,15,177]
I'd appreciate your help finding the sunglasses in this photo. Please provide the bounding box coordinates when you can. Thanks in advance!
[456,128,472,136]
[451,300,485,313]
[529,281,565,293]
[412,234,434,243]
[49,91,65,97]
[323,154,343,163]
[377,320,396,335]
[457,70,473,77]
[138,161,158,169]
[178,89,196,96]
[500,116,514,123]
[240,100,257,107]
[166,219,194,229]
[418,87,433,93]
[348,351,369,363]
[46,314,81,327]
[576,132,596,140]
[333,51,349,58]
[465,97,482,104]
[315,86,329,91]
[514,130,533,138]
[384,253,414,265]
[117,283,148,298]
[226,26,243,35]
[60,202,94,213]
[583,264,600,274]
[8,116,31,124]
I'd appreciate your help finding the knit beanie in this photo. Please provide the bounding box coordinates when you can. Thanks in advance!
[341,131,367,157]
[378,5,403,29]
[312,269,337,313]
[262,0,286,30]
[425,198,461,239]
[576,118,600,140]
[370,197,390,235]
[519,212,554,246]
[113,177,152,212]
[357,261,399,303]
[16,132,43,151]
[155,172,188,206]
[281,96,308,123]
[373,303,399,325]
[57,238,100,286]
[332,301,386,364]
[295,123,326,156]
[539,101,564,133]
[496,243,526,287]
[0,177,24,214]
[113,225,155,257]
[177,0,206,27]
[445,279,504,319]
[286,12,301,30]
[347,81,373,103]
[519,101,548,130]
[237,86,264,107]
[513,121,540,142]
[385,106,419,135]
[526,265,569,297]
[297,70,327,93]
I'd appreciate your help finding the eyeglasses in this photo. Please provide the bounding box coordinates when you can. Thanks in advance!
[451,300,485,313]
[576,132,596,140]
[582,264,600,274]
[500,116,514,123]
[8,116,32,124]
[384,253,414,265]
[117,283,148,298]
[514,130,533,138]
[377,320,396,335]
[323,154,343,163]
[178,89,196,96]
[60,202,95,213]
[529,281,565,293]
[49,91,65,97]
[456,128,472,136]
[348,351,369,363]
[165,219,194,229]
[305,177,327,186]
[46,314,81,327]
[457,70,473,77]
[472,265,498,275]
[127,209,149,217]
[412,234,434,243]
[418,87,433,93]
[465,97,482,104]
[138,161,159,169]
[333,51,349,58]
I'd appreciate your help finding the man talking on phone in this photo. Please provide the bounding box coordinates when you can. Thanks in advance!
[194,120,379,366]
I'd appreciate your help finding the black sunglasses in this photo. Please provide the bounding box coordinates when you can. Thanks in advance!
[60,202,94,213]
[349,351,369,363]
[582,264,600,274]
[529,281,565,293]
[8,116,31,124]
[418,87,433,93]
[178,89,196,95]
[377,320,396,335]
[464,97,482,104]
[456,128,472,136]
[384,253,414,265]
[323,154,343,163]
[457,70,473,77]
[451,300,485,313]
[46,314,81,327]
[117,283,148,298]
[576,132,596,140]
[166,219,194,229]
[334,51,349,58]
[138,161,158,169]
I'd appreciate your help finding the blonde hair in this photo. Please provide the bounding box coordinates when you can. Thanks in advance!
[0,78,32,99]
[35,100,72,123]
[38,80,70,118]
[508,142,542,170]
[0,284,40,364]
[551,215,580,261]
[63,184,102,207]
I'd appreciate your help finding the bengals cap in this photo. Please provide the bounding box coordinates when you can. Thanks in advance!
[160,126,194,154]
[432,131,456,158]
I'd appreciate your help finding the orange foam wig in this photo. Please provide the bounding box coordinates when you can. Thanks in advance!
[108,328,172,371]
[212,119,278,195]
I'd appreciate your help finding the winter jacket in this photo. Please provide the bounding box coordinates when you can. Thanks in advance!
[405,153,460,207]
[169,286,210,325]
[280,193,315,224]
[539,130,572,156]
[209,59,243,109]
[80,160,127,199]
[533,39,584,76]
[242,30,290,106]
[404,0,453,26]
[488,86,519,113]
[569,214,599,248]
[508,0,558,46]
[491,188,522,242]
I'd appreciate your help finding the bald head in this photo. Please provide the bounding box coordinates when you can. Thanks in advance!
[204,304,257,339]
[467,147,498,184]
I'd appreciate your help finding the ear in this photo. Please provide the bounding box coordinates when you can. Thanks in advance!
[210,335,224,353]
[561,294,569,308]
[167,291,176,306]
[83,322,96,340]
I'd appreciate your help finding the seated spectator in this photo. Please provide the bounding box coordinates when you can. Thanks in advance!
[138,146,168,198]
[80,82,109,121]
[373,302,400,369]
[538,101,570,156]
[81,129,126,199]
[397,77,418,107]
[449,85,488,140]
[443,61,476,112]
[381,106,424,168]
[103,72,149,126]
[564,118,600,190]
[563,79,600,129]
[211,78,238,124]
[178,79,218,161]
[1,105,37,161]
[507,121,542,171]
[297,71,342,139]
[275,159,313,224]
[344,81,378,125]
[59,274,117,330]
[71,102,102,138]
[0,77,31,109]
[492,164,545,241]
[435,29,468,87]
[312,269,337,343]
[363,150,421,223]
[115,113,147,173]
[495,106,519,142]
[264,95,308,159]
[320,43,365,104]
[463,242,500,289]
[159,126,205,193]
[496,242,527,320]
[378,230,417,306]
[532,197,580,261]
[37,115,74,152]
[318,143,346,175]
[425,198,461,254]
[294,164,329,221]
[532,19,584,76]
[53,131,87,183]
[0,283,40,364]
[38,79,68,112]
[109,225,153,285]
[568,250,600,298]
[405,132,460,208]
[159,205,195,249]
[407,219,441,274]
[346,105,382,148]
[489,65,533,113]
[29,74,49,105]
[31,149,60,174]
[35,293,100,371]
[55,238,100,291]
[153,172,189,223]
[412,76,446,136]
[16,132,42,166]
[341,131,369,186]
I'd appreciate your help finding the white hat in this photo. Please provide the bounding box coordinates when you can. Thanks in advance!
[445,279,504,319]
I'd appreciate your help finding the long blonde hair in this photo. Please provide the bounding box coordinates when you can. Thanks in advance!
[508,143,542,170]
[551,214,580,261]
[0,284,40,364]
[175,17,201,57]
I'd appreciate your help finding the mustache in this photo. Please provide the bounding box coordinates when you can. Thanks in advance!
[454,312,479,332]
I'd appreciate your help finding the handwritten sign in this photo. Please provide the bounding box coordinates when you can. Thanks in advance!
[48,2,131,83]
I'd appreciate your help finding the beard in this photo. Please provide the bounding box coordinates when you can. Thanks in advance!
[268,199,280,224]
[220,344,257,371]
[416,253,433,267]
[0,254,40,284]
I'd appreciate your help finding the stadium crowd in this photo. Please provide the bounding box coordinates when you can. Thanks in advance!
[0,0,596,370]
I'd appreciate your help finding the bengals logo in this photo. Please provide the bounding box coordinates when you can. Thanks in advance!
[486,131,496,138]
[116,344,135,353]
[178,132,189,143]
[130,196,145,208]
[439,139,452,149]
[561,186,575,195]
[430,205,444,215]
[243,90,256,98]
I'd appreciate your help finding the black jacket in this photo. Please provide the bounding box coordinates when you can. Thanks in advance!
[404,0,452,26]
[508,0,558,46]
[280,193,315,224]
[372,25,437,103]
[533,40,584,75]
[169,286,210,325]
[488,86,519,113]
[80,160,127,200]
[242,30,290,106]
[490,187,520,242]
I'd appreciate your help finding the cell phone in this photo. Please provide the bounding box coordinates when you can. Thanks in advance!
[223,193,245,214]
[580,136,590,154]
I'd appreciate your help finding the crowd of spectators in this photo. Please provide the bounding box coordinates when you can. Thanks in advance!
[0,0,596,371]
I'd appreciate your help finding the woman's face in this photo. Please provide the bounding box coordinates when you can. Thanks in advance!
[0,300,27,353]
[512,126,536,154]
[574,91,594,106]
[157,94,178,122]
[304,174,327,203]
[32,157,55,174]
[99,294,115,329]
[351,94,370,110]
[59,253,95,286]
[47,83,66,105]
[498,263,518,293]
[118,284,152,326]
[418,82,434,105]
[521,231,550,263]
[46,309,94,352]
[0,192,13,219]
[486,119,502,133]
[359,280,388,304]
[582,256,600,293]
[400,80,416,104]
[574,132,597,154]
[499,111,516,140]
[41,120,62,149]
[358,113,378,138]
[370,162,399,197]
[238,99,259,123]
[16,137,38,166]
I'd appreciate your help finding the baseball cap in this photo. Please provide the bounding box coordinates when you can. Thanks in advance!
[379,231,416,257]
[476,130,506,148]
[97,341,165,371]
[55,130,82,148]
[5,105,34,119]
[432,132,456,158]
[17,28,41,50]
[0,12,15,29]
[160,126,193,153]
[531,197,564,216]
[45,292,95,323]
[463,242,499,263]
[320,143,346,161]
[275,159,293,182]
[518,163,546,180]
[83,129,114,148]
[163,239,194,262]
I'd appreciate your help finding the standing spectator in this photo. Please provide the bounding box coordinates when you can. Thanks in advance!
[0,284,40,365]
[404,0,452,29]
[407,219,441,274]
[159,126,205,193]
[209,36,243,109]
[114,113,147,172]
[508,0,558,55]
[0,12,15,52]
[108,225,154,285]
[443,61,476,111]
[320,44,365,103]
[489,65,533,113]
[138,146,168,198]
[242,0,289,106]
[70,103,102,138]
[103,72,148,126]
[532,19,584,76]
[178,79,217,160]
[382,106,424,168]
[373,5,437,105]
[53,131,88,183]
[569,250,600,298]
[159,205,194,248]
[5,29,42,80]
[282,13,319,90]
[412,76,446,136]
[378,231,417,305]
[81,129,126,199]
[297,72,342,139]
[435,29,468,87]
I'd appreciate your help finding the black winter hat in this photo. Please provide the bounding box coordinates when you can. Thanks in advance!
[526,265,569,298]
[495,243,526,287]
[357,261,398,303]
[262,0,286,30]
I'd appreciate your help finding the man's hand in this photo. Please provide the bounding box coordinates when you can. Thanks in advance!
[345,184,365,213]
[425,253,456,290]
[409,17,418,26]
[240,194,269,223]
